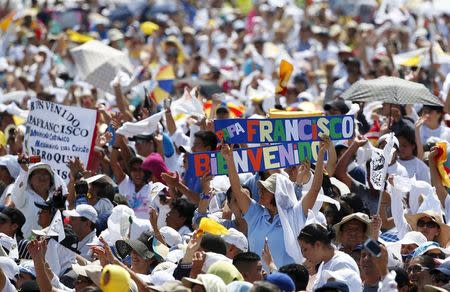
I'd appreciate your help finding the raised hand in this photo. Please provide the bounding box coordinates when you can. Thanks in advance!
[220,143,233,161]
[161,172,180,188]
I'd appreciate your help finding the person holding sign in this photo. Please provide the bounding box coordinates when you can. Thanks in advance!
[220,137,328,269]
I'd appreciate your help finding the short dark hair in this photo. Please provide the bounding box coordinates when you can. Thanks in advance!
[396,126,417,156]
[233,252,261,272]
[298,223,334,245]
[340,193,365,213]
[250,281,281,292]
[200,234,227,255]
[194,130,218,150]
[279,264,309,291]
[170,198,196,229]
[390,267,409,290]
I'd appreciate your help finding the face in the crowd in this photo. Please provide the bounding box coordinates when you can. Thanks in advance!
[68,217,91,239]
[340,219,366,249]
[398,136,415,160]
[166,208,185,230]
[241,260,264,283]
[74,275,94,292]
[29,169,52,196]
[129,161,145,185]
[416,216,440,241]
[360,249,379,278]
[422,108,442,126]
[135,138,155,157]
[192,137,209,153]
[299,240,322,265]
[0,166,13,184]
[0,215,17,237]
[37,208,53,228]
[401,244,418,259]
[130,250,153,273]
[258,187,274,210]
[216,108,230,120]
[407,257,432,286]
[284,165,298,182]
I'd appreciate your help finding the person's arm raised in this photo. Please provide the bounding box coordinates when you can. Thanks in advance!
[335,135,368,188]
[221,143,250,214]
[301,137,327,214]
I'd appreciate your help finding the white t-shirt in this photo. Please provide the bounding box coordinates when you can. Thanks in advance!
[420,124,450,144]
[118,176,152,219]
[398,157,431,183]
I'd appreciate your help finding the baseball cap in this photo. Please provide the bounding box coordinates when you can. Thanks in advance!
[397,231,428,246]
[222,228,248,252]
[0,155,20,179]
[266,272,295,292]
[159,226,182,248]
[207,261,244,285]
[19,260,36,278]
[258,173,277,195]
[316,280,349,292]
[83,174,117,187]
[324,99,350,113]
[63,204,98,224]
[412,241,445,258]
[0,207,26,229]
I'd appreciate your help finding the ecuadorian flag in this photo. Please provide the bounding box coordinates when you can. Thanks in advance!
[151,65,175,103]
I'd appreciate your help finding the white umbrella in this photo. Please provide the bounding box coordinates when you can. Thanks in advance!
[70,40,134,93]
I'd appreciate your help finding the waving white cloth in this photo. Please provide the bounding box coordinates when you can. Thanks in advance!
[116,111,165,137]
[275,174,306,264]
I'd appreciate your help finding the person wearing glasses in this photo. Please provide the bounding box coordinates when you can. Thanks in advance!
[407,255,436,292]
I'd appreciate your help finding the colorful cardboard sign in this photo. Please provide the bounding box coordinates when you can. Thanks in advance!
[214,115,354,144]
[188,141,326,177]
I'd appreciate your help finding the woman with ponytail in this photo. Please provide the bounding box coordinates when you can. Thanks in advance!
[298,223,362,291]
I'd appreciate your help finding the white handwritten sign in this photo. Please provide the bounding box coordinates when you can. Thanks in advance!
[24,98,97,181]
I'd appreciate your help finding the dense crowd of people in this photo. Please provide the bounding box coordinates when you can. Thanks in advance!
[0,0,450,291]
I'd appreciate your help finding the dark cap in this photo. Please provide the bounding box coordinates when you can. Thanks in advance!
[116,231,168,260]
[60,225,79,253]
[431,261,450,276]
[324,99,350,114]
[0,207,26,229]
[128,134,154,142]
[315,280,349,292]
[421,105,444,112]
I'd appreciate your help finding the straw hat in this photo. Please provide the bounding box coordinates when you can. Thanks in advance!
[405,210,450,247]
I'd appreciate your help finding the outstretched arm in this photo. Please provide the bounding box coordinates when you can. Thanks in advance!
[222,143,251,214]
[301,137,327,214]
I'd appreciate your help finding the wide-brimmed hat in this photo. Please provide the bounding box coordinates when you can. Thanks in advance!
[405,210,450,247]
[116,230,169,262]
[257,173,277,194]
[333,212,371,244]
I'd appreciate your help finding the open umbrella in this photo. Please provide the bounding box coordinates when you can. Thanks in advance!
[341,76,443,106]
[70,40,134,93]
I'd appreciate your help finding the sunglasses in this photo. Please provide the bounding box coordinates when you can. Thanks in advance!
[426,252,446,259]
[417,220,439,229]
